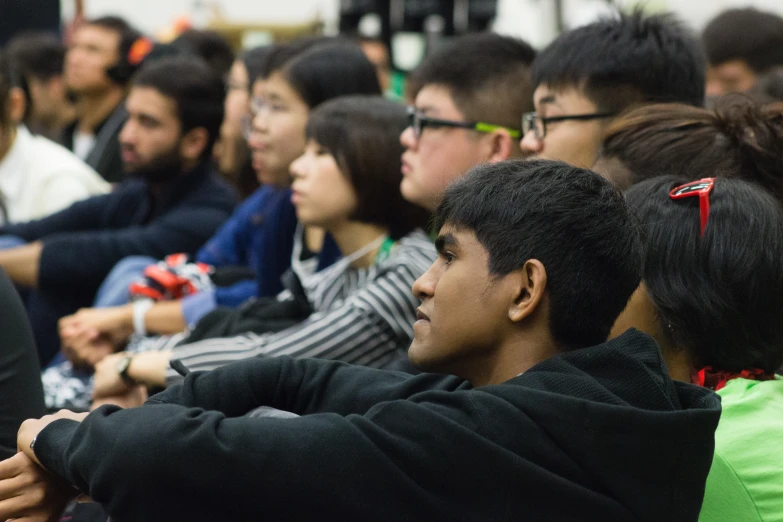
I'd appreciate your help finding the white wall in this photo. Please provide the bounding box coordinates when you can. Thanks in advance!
[61,0,783,48]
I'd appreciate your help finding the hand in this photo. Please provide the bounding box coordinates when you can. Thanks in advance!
[92,353,133,399]
[0,453,76,521]
[17,411,89,466]
[60,326,116,370]
[59,306,134,347]
[91,385,148,411]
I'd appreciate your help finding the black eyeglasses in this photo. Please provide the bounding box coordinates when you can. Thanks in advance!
[407,106,521,139]
[521,111,617,139]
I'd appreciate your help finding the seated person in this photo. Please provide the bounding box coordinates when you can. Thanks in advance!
[595,100,783,521]
[0,159,721,521]
[400,32,536,211]
[520,9,705,168]
[702,7,783,97]
[57,95,432,410]
[0,55,237,365]
[0,51,109,224]
[44,42,387,410]
[615,176,783,521]
[595,98,783,198]
[6,32,76,142]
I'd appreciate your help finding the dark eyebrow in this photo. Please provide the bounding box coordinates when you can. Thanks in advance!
[435,232,458,254]
[538,95,557,105]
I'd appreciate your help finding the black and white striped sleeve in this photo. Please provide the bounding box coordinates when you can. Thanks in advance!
[165,237,436,384]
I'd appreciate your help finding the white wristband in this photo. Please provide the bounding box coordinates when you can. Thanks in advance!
[132,299,155,336]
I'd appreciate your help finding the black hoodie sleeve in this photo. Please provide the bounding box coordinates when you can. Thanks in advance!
[32,361,495,521]
[147,355,469,416]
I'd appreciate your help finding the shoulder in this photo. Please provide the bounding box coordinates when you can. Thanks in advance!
[385,229,437,268]
[28,135,105,181]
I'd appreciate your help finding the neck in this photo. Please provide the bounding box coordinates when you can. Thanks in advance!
[327,220,389,269]
[470,330,559,387]
[75,87,125,133]
[661,347,693,383]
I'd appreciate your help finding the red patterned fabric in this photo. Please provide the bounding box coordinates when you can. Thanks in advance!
[691,366,776,391]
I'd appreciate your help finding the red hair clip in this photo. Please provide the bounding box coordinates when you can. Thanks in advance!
[670,178,715,236]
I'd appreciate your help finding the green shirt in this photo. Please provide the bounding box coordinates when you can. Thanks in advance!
[699,376,783,522]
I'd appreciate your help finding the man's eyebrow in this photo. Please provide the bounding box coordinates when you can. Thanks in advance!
[538,95,557,105]
[435,232,457,253]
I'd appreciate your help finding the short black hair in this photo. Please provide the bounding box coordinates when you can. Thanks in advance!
[6,32,65,80]
[626,176,783,373]
[307,95,429,239]
[434,159,642,349]
[533,9,706,110]
[240,46,272,85]
[259,37,343,80]
[702,8,783,72]
[280,44,381,109]
[171,29,235,79]
[409,32,536,130]
[133,56,225,160]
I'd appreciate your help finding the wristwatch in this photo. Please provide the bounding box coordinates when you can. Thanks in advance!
[116,355,137,385]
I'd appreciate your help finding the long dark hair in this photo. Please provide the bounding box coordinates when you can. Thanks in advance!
[306,96,428,240]
[626,176,783,373]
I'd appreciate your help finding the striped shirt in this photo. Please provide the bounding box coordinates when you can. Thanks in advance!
[164,229,436,384]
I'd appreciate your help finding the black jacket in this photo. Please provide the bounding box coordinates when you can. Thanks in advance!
[0,161,236,310]
[34,330,721,521]
[61,104,126,183]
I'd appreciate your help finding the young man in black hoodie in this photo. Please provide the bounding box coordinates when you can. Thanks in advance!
[0,160,720,521]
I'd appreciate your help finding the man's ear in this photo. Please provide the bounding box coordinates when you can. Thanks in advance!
[179,127,209,162]
[8,87,26,123]
[508,259,547,323]
[487,129,516,164]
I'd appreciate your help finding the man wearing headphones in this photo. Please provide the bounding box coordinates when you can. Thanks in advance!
[62,16,142,183]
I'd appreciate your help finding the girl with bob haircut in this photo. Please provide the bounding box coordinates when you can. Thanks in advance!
[86,95,434,406]
[608,105,783,519]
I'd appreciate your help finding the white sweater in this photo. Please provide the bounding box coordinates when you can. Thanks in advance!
[0,126,111,224]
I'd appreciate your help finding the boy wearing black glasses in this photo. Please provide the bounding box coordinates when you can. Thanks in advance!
[400,33,536,211]
[520,9,706,168]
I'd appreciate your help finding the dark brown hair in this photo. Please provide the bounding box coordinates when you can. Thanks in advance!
[599,97,783,199]
[306,95,429,239]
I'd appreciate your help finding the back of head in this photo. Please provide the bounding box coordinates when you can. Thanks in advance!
[599,98,783,199]
[306,95,428,239]
[171,29,235,79]
[280,43,381,109]
[702,8,783,72]
[434,159,642,349]
[533,9,706,111]
[6,32,65,81]
[626,176,783,373]
[133,55,225,159]
[409,32,536,130]
[240,46,272,84]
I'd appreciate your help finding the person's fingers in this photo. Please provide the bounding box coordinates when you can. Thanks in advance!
[0,453,27,480]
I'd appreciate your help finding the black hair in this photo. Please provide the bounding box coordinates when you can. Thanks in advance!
[533,9,706,110]
[702,8,783,72]
[626,176,783,373]
[0,51,14,130]
[6,32,65,80]
[240,46,272,85]
[133,56,225,160]
[306,95,429,239]
[409,32,536,130]
[170,29,235,79]
[280,44,381,109]
[259,37,343,80]
[434,159,642,349]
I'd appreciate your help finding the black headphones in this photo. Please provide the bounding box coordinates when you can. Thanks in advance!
[106,30,153,85]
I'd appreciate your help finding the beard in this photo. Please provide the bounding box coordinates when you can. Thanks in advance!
[123,141,185,183]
